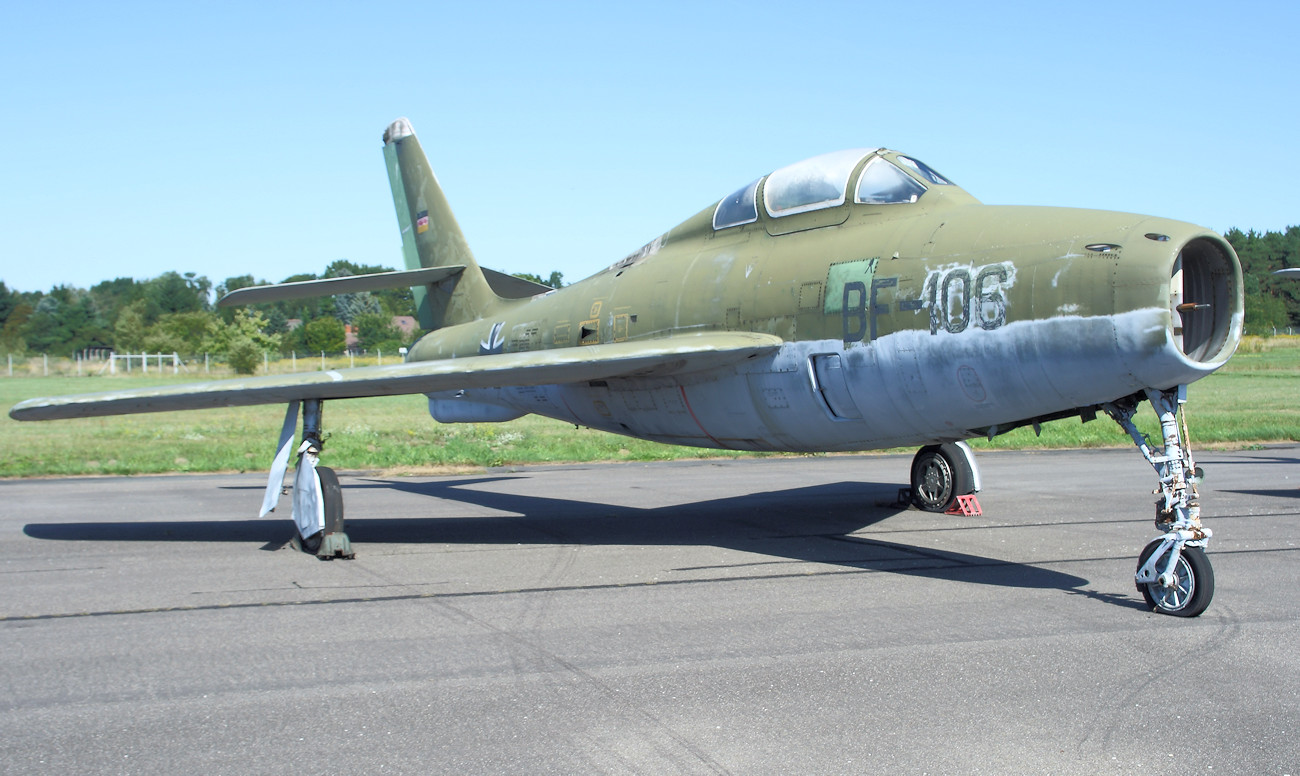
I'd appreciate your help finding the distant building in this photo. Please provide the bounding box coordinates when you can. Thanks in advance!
[391,316,417,338]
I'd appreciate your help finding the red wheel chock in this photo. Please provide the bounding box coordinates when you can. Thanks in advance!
[945,494,982,516]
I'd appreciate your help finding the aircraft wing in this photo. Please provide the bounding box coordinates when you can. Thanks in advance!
[9,332,782,421]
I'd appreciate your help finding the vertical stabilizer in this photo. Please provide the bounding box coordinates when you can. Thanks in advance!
[383,118,499,330]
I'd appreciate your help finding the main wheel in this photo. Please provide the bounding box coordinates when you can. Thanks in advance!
[1136,540,1214,617]
[910,443,973,512]
[300,466,344,555]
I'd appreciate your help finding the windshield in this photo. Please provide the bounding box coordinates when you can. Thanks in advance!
[856,158,927,204]
[896,155,953,185]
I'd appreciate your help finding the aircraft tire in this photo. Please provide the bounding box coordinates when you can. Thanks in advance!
[299,466,343,555]
[301,531,323,553]
[316,466,345,535]
[910,443,973,512]
[1136,540,1214,617]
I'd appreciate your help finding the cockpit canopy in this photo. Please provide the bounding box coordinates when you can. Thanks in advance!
[713,149,954,230]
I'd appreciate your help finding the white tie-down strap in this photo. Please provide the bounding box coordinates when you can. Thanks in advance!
[259,401,300,518]
[291,440,325,540]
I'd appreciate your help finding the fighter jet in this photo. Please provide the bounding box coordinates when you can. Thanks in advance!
[10,118,1243,616]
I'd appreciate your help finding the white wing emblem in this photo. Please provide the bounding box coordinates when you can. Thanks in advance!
[479,322,506,354]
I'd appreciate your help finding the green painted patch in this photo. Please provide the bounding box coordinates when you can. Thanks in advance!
[824,258,879,315]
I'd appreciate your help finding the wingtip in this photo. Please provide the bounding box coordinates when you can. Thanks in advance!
[383,117,415,145]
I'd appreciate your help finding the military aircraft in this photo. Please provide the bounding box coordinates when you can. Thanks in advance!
[10,118,1243,617]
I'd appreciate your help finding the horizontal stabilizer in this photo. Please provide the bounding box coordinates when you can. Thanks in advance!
[481,269,555,299]
[10,332,783,421]
[217,267,466,307]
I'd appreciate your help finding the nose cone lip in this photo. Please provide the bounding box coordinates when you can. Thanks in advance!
[1118,221,1243,389]
[1170,234,1243,366]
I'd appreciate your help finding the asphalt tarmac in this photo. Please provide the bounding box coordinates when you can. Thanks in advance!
[1,447,1298,774]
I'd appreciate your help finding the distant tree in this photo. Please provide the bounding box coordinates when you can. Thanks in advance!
[353,311,401,351]
[142,311,218,355]
[1227,225,1300,329]
[0,301,33,354]
[334,289,382,325]
[303,317,345,353]
[21,286,110,356]
[89,277,144,327]
[512,270,565,289]
[324,259,391,278]
[263,307,289,336]
[0,281,15,329]
[226,337,262,375]
[112,301,148,352]
[216,275,258,297]
[144,271,211,318]
[1241,273,1291,335]
[204,309,281,360]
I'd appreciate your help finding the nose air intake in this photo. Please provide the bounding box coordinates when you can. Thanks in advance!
[1171,237,1240,363]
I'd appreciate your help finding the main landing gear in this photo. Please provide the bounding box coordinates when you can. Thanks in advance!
[287,399,353,560]
[909,441,978,512]
[1106,387,1213,617]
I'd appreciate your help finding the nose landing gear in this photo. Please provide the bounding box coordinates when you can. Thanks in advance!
[1105,387,1213,617]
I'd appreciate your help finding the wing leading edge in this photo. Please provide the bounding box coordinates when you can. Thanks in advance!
[9,332,782,421]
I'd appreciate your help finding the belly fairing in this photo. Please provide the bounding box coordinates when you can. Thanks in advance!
[463,305,1211,453]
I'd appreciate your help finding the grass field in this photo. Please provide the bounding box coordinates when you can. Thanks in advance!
[2,338,1298,477]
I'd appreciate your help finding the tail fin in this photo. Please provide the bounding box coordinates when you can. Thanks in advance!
[383,118,499,330]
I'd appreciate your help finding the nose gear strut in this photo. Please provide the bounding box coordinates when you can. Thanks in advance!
[1104,386,1214,617]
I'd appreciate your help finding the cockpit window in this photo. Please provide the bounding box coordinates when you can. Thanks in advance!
[713,178,760,230]
[896,156,952,186]
[764,148,873,218]
[855,158,927,204]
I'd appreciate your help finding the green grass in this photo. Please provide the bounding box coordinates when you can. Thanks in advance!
[2,338,1298,477]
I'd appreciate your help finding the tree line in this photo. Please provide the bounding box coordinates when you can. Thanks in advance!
[0,260,563,374]
[1226,226,1300,334]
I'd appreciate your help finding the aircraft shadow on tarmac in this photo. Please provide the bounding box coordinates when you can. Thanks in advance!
[24,475,1088,594]
[1221,488,1300,500]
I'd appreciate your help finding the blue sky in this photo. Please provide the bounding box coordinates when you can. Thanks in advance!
[2,1,1296,295]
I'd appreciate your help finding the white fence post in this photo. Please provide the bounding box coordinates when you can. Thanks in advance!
[43,354,48,376]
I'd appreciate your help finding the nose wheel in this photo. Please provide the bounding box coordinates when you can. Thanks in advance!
[1136,538,1214,617]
